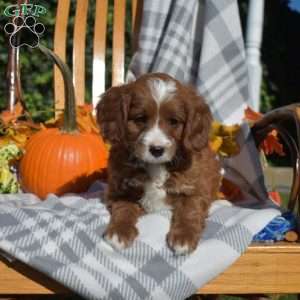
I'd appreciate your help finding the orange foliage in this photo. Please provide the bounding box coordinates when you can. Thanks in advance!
[46,104,100,134]
[0,103,40,148]
[209,121,240,156]
[244,106,263,123]
[260,130,285,156]
[268,191,282,206]
[0,103,23,125]
[219,178,243,201]
[244,106,285,156]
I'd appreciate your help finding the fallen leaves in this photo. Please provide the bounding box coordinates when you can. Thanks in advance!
[46,104,100,134]
[260,130,285,156]
[209,121,241,156]
[0,104,40,149]
[0,103,110,157]
[244,106,263,124]
[214,107,286,201]
[0,102,23,126]
[268,191,282,205]
[218,177,243,201]
[244,106,285,156]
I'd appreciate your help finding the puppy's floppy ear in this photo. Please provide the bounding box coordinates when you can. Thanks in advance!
[183,88,212,152]
[96,85,131,145]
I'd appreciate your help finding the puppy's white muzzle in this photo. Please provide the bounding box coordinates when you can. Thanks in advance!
[140,124,173,163]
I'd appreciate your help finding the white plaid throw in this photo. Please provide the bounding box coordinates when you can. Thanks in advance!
[0,190,279,300]
[128,0,251,124]
[0,1,281,299]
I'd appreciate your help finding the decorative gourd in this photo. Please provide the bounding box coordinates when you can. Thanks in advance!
[19,45,108,199]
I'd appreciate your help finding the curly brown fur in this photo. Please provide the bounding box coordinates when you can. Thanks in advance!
[96,73,221,254]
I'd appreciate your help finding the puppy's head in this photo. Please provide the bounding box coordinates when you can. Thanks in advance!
[96,73,212,164]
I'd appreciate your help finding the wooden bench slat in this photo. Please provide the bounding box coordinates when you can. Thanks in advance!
[53,0,71,114]
[131,0,143,52]
[73,0,89,105]
[112,0,126,86]
[0,257,68,294]
[131,0,138,32]
[199,243,300,294]
[1,243,300,295]
[248,242,300,253]
[92,0,108,107]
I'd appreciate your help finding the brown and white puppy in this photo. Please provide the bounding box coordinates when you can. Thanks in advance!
[96,73,220,255]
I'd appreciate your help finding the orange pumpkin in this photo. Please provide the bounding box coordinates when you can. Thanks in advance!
[19,45,108,199]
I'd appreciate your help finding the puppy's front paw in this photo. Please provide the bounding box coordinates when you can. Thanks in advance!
[104,225,138,250]
[167,228,200,256]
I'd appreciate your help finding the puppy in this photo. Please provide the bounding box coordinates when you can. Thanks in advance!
[96,73,220,255]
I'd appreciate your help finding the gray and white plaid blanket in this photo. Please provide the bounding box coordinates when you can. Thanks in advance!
[0,189,279,300]
[128,0,251,124]
[0,1,281,299]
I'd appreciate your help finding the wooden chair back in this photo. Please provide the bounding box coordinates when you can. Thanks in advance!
[53,0,142,111]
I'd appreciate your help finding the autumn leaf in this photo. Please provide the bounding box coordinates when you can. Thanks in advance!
[77,117,93,133]
[78,104,93,114]
[76,105,99,134]
[10,133,29,148]
[219,137,240,157]
[16,120,41,130]
[46,104,100,134]
[210,121,240,138]
[209,136,223,152]
[0,127,32,148]
[209,121,240,156]
[244,107,285,157]
[219,124,240,136]
[76,105,99,133]
[244,106,263,123]
[0,103,24,125]
[210,121,222,136]
[268,191,282,205]
[0,106,40,149]
[260,130,285,156]
[219,177,243,201]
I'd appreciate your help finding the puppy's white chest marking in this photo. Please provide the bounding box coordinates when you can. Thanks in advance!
[140,165,171,213]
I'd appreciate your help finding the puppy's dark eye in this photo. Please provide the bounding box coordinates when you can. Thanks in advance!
[133,115,147,124]
[169,118,180,127]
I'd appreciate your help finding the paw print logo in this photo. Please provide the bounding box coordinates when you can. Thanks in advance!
[4,16,45,48]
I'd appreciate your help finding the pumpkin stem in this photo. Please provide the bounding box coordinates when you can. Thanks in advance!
[38,44,77,133]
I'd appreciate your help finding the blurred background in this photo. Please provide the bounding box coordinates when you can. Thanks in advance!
[0,0,299,121]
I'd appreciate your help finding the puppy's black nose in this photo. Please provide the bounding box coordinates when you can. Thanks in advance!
[149,146,165,157]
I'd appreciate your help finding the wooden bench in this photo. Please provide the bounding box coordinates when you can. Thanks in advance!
[1,243,300,296]
[2,0,300,297]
